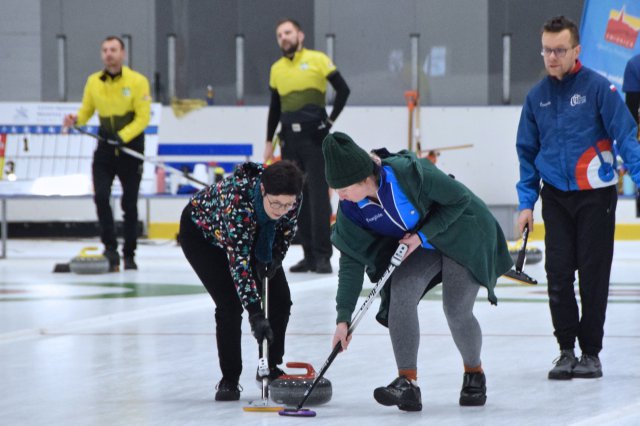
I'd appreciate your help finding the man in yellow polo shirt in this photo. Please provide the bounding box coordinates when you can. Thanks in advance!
[264,18,350,274]
[63,36,151,271]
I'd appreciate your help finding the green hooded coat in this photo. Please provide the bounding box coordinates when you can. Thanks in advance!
[331,150,513,326]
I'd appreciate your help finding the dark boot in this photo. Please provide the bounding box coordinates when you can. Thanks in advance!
[289,258,316,273]
[103,249,120,272]
[215,377,242,401]
[373,376,422,411]
[123,256,138,270]
[315,258,333,274]
[572,354,602,379]
[548,349,577,380]
[459,372,487,406]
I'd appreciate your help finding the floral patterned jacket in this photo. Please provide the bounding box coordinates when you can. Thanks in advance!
[189,162,301,313]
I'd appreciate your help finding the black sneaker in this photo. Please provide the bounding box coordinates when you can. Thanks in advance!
[548,349,577,380]
[459,372,487,406]
[123,256,138,270]
[215,378,242,401]
[573,354,603,379]
[255,367,285,387]
[289,258,316,273]
[103,249,120,272]
[315,258,333,274]
[373,376,422,411]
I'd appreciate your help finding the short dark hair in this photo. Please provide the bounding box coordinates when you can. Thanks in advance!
[542,16,580,46]
[276,18,302,31]
[262,160,304,195]
[103,36,125,50]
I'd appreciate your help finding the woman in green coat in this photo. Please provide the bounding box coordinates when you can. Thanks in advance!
[323,132,513,412]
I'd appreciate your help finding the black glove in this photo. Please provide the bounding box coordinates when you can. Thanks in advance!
[255,257,283,282]
[249,312,274,345]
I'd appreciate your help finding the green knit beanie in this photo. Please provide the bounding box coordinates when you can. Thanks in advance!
[322,132,374,188]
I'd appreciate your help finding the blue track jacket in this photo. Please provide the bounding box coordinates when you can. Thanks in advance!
[516,60,640,210]
[340,165,434,248]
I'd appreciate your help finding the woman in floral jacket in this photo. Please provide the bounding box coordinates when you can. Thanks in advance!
[179,160,303,401]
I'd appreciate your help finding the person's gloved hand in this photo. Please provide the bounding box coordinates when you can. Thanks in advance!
[255,256,283,282]
[248,312,274,345]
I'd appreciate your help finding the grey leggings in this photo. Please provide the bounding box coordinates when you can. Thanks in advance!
[388,248,482,370]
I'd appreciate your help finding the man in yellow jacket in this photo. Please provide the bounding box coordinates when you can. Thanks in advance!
[63,36,151,271]
[264,18,350,274]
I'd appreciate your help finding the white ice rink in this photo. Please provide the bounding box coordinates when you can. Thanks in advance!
[1,238,639,426]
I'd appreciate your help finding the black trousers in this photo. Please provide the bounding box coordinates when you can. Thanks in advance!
[541,183,617,356]
[281,127,333,261]
[179,205,291,382]
[92,145,143,257]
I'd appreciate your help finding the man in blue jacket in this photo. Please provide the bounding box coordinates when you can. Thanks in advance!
[623,54,640,214]
[516,16,640,381]
[623,53,640,125]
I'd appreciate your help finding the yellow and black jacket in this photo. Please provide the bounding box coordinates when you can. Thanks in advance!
[76,65,151,152]
[269,48,336,125]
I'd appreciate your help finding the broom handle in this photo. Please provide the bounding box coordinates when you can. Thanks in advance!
[71,126,208,187]
[294,245,407,411]
[294,213,429,410]
[515,224,529,273]
[260,273,270,400]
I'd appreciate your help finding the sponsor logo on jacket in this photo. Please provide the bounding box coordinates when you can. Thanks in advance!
[570,93,586,106]
[365,213,384,223]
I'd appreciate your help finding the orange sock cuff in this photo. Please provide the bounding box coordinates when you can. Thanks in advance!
[464,364,483,374]
[399,369,417,381]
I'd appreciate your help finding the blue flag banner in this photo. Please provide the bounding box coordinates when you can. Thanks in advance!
[580,0,640,96]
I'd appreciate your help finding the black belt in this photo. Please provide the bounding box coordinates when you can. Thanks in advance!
[281,120,328,133]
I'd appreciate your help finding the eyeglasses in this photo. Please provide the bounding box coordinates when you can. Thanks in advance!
[540,47,574,58]
[264,194,295,211]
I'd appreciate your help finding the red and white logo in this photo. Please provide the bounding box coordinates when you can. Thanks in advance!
[575,139,617,189]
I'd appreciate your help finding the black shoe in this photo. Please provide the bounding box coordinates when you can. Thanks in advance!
[548,349,577,380]
[215,377,242,401]
[255,367,285,387]
[459,372,487,406]
[572,354,602,379]
[289,258,316,273]
[103,249,120,272]
[315,258,333,274]
[123,256,138,270]
[373,376,422,411]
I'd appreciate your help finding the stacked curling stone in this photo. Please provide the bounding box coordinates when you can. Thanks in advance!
[69,247,110,274]
[269,362,332,406]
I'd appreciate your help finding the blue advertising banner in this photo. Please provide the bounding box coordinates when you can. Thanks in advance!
[580,0,640,96]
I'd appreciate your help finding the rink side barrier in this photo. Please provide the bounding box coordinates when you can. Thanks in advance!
[157,142,253,175]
